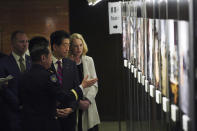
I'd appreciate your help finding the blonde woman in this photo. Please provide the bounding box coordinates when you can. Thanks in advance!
[69,33,100,131]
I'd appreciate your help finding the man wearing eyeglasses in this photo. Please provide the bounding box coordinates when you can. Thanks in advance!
[0,30,31,131]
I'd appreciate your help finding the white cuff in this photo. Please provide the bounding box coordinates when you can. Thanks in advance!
[79,84,84,92]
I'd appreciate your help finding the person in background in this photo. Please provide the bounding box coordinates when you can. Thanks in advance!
[0,51,7,131]
[0,30,31,131]
[50,30,97,131]
[69,33,100,131]
[19,36,86,131]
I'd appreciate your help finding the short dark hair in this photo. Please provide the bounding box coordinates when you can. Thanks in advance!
[50,30,70,51]
[11,30,25,43]
[29,36,49,62]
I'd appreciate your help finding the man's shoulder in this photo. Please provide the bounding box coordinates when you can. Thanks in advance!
[0,55,12,66]
[62,58,75,65]
[25,54,31,60]
[25,68,51,84]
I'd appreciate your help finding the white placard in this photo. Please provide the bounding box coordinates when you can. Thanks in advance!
[124,59,128,67]
[150,85,155,97]
[131,65,134,73]
[145,80,149,93]
[108,2,122,34]
[134,68,137,78]
[162,97,170,112]
[171,104,179,122]
[182,115,190,131]
[141,76,145,86]
[156,90,162,104]
[138,72,141,83]
[128,62,131,69]
[130,65,133,73]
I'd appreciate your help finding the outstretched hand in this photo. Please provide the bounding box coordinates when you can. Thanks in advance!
[81,75,98,89]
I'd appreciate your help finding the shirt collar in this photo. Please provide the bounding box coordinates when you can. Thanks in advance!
[52,55,62,64]
[12,51,26,61]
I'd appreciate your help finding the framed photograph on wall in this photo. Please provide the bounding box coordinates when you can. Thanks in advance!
[130,16,134,64]
[154,19,161,90]
[137,18,141,71]
[168,20,179,104]
[147,19,154,84]
[140,18,145,75]
[122,3,127,59]
[144,18,148,78]
[178,21,190,115]
[160,20,169,97]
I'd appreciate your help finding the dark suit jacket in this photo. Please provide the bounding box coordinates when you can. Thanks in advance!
[0,52,7,131]
[0,52,6,58]
[0,54,31,131]
[49,58,83,131]
[19,64,82,131]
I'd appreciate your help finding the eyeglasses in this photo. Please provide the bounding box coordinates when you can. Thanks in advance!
[17,40,29,43]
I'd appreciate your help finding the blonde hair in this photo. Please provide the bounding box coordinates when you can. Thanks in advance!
[70,33,88,56]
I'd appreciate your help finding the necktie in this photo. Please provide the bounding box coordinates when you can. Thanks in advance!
[56,61,63,85]
[19,57,25,73]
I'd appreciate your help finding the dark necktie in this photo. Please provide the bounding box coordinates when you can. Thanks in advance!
[56,61,63,85]
[19,57,25,73]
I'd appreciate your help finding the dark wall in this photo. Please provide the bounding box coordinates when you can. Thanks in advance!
[69,0,126,121]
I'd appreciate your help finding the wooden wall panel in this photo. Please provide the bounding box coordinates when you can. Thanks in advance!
[0,0,69,54]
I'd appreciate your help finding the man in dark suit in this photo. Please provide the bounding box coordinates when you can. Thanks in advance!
[0,52,7,130]
[50,30,97,131]
[0,30,31,131]
[19,36,85,131]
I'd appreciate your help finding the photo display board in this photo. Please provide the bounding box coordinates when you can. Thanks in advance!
[120,0,192,120]
[119,0,194,130]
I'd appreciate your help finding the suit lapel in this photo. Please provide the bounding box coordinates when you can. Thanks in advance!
[25,55,31,71]
[49,63,57,74]
[62,58,70,77]
[62,58,72,89]
[9,54,21,75]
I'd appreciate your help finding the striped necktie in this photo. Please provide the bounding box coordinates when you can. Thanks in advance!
[56,61,63,85]
[19,57,25,73]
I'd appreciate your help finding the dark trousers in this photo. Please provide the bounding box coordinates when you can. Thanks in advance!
[59,115,76,131]
[88,125,99,131]
[78,125,98,131]
[78,110,98,131]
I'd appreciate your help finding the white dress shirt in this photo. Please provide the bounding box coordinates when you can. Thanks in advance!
[12,51,26,71]
[52,55,63,72]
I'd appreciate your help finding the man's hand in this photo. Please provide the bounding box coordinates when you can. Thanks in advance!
[79,100,90,111]
[81,75,98,89]
[0,81,8,87]
[56,108,73,118]
[0,82,8,90]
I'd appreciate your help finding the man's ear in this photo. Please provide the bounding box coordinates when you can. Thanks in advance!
[53,44,57,52]
[41,55,46,62]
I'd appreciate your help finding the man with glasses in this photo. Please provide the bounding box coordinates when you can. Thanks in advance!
[50,30,97,131]
[0,30,31,131]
